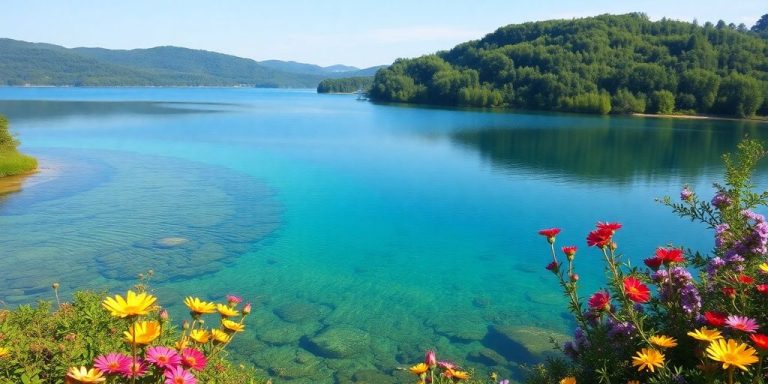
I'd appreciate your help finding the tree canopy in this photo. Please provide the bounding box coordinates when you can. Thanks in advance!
[369,13,768,118]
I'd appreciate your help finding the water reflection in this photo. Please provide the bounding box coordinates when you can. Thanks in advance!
[0,100,228,121]
[450,116,768,182]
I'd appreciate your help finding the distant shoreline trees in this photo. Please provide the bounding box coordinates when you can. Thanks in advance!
[317,77,373,93]
[369,13,768,118]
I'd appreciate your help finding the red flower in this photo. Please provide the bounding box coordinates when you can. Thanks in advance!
[736,274,755,284]
[538,228,561,244]
[586,228,613,248]
[588,291,611,312]
[756,284,768,295]
[655,247,684,263]
[623,276,651,303]
[751,334,768,350]
[561,246,577,257]
[596,222,622,232]
[644,257,663,271]
[722,287,736,298]
[704,311,728,327]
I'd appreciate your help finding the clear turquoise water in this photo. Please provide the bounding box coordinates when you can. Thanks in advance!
[1,88,767,383]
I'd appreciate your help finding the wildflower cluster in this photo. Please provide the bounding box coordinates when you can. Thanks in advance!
[537,140,768,384]
[65,289,251,384]
[405,350,512,384]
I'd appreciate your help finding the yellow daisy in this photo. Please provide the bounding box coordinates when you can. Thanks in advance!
[706,339,759,371]
[189,329,210,343]
[184,297,216,315]
[759,263,768,273]
[102,290,156,318]
[631,348,665,372]
[217,303,239,318]
[687,327,723,342]
[210,328,230,343]
[221,319,245,332]
[449,369,470,380]
[123,321,161,345]
[66,366,105,383]
[560,377,576,384]
[409,362,429,375]
[650,335,678,348]
[0,347,9,359]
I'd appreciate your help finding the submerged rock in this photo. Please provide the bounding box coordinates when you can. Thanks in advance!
[484,324,568,364]
[306,326,370,358]
[155,237,189,248]
[274,301,330,323]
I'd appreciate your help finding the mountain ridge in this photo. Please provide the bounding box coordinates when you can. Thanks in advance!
[0,38,382,87]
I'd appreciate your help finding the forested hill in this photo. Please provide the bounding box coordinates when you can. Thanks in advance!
[0,39,376,87]
[369,13,768,118]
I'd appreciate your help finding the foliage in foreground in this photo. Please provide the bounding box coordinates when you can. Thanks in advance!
[0,286,268,384]
[530,139,768,383]
[0,114,37,177]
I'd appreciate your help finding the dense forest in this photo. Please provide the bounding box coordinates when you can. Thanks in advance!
[369,13,768,118]
[317,77,374,93]
[0,39,377,87]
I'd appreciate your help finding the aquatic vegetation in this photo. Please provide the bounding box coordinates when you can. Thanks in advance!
[0,289,267,383]
[531,139,768,384]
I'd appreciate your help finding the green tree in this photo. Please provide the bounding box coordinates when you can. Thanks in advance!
[0,115,19,151]
[650,90,675,114]
[714,73,765,117]
[679,69,720,111]
[752,14,768,38]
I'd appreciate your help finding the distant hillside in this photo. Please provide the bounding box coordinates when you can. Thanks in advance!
[0,38,379,87]
[369,13,768,118]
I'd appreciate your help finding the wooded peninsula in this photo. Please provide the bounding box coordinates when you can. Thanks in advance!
[368,13,768,118]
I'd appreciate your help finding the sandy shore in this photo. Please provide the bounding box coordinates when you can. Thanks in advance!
[0,170,37,195]
[632,113,768,123]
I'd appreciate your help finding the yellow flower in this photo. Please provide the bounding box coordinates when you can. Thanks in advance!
[631,348,665,372]
[102,290,156,318]
[123,321,161,345]
[217,303,240,318]
[174,339,189,350]
[210,328,230,343]
[560,377,576,384]
[0,347,8,359]
[627,381,639,384]
[184,297,217,315]
[706,338,759,371]
[759,263,768,273]
[66,366,106,383]
[687,327,723,342]
[650,335,678,348]
[189,329,210,343]
[450,369,470,380]
[408,362,429,375]
[221,319,245,332]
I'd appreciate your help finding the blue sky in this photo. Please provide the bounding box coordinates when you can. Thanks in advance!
[1,1,765,68]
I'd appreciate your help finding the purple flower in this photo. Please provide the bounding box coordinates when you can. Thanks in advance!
[680,186,693,201]
[712,192,732,209]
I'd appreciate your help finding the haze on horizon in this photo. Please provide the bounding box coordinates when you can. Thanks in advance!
[1,0,765,68]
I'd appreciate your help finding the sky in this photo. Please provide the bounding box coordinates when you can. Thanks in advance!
[1,1,765,68]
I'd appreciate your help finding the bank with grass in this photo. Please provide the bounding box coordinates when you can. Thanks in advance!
[0,115,36,178]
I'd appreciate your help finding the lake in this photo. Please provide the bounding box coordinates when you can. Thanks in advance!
[1,88,766,383]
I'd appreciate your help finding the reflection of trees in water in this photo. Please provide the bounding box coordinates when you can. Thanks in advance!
[0,100,226,121]
[451,118,768,182]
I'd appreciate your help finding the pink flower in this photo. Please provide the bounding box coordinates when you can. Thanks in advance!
[424,350,437,367]
[545,261,560,274]
[93,352,131,374]
[757,284,768,295]
[726,315,759,333]
[242,303,252,315]
[180,348,207,371]
[146,346,181,369]
[596,222,622,232]
[437,361,457,370]
[164,365,197,384]
[586,228,613,248]
[655,247,684,263]
[561,246,577,261]
[120,358,148,378]
[226,295,242,305]
[644,257,663,271]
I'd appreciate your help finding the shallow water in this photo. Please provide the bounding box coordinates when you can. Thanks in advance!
[1,88,766,383]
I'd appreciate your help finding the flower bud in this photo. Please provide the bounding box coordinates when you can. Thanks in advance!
[424,349,437,368]
[570,273,579,282]
[182,320,190,330]
[159,309,169,322]
[51,282,60,290]
[545,261,560,274]
[242,303,252,315]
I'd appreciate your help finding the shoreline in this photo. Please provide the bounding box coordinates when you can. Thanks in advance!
[0,168,37,195]
[632,113,768,123]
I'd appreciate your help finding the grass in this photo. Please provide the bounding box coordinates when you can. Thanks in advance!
[0,149,37,177]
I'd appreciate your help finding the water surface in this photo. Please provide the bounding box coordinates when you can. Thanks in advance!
[1,88,766,383]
